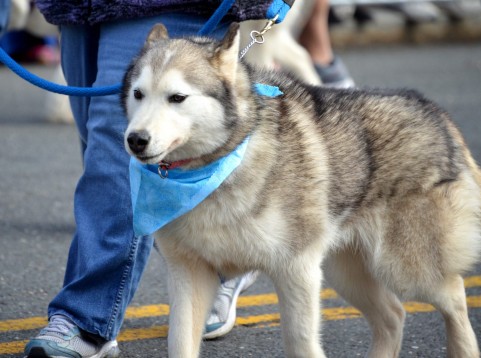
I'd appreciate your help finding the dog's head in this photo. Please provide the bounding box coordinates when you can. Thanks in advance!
[122,23,242,165]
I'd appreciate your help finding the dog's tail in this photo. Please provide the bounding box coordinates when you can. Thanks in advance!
[447,119,481,189]
[461,137,481,191]
[469,156,481,191]
[446,119,481,271]
[465,151,481,266]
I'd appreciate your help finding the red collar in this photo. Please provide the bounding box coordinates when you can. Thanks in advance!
[159,158,193,170]
[158,158,193,178]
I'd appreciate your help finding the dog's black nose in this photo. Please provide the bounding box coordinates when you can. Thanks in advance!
[127,131,150,154]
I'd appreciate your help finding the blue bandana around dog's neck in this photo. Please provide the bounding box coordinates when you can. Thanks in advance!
[130,84,283,237]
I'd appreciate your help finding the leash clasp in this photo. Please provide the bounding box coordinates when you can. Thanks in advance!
[158,161,170,179]
[239,15,279,59]
[258,15,278,37]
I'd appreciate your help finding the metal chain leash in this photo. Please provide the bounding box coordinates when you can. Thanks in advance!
[239,15,279,59]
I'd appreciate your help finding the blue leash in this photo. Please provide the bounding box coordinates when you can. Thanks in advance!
[0,0,235,97]
[0,47,121,96]
[197,0,235,36]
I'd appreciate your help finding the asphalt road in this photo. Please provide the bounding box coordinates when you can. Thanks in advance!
[0,41,481,357]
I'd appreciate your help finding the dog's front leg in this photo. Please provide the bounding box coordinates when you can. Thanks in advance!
[163,252,219,358]
[271,253,327,358]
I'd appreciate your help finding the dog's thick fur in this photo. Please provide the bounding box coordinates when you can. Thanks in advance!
[122,23,481,357]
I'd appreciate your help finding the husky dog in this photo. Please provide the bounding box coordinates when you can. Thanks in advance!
[122,23,481,357]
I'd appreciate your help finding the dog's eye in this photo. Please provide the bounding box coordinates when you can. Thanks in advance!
[133,89,144,100]
[168,94,187,104]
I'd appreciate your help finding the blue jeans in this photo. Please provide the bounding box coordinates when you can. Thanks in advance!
[51,14,228,340]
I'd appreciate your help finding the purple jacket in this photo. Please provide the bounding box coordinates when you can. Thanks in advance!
[35,0,293,26]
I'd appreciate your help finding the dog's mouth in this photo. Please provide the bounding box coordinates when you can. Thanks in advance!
[135,152,165,164]
[127,136,186,165]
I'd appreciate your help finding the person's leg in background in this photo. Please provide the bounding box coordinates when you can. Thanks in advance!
[300,0,355,88]
[0,0,11,37]
[25,14,229,358]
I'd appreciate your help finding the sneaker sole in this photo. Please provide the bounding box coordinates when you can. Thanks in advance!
[92,340,120,358]
[24,340,119,358]
[323,78,356,89]
[203,271,259,340]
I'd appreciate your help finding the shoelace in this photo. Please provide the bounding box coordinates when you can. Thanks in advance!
[40,315,76,337]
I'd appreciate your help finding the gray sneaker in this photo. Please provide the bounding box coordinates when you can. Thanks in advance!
[24,315,120,358]
[315,56,355,89]
[203,271,259,339]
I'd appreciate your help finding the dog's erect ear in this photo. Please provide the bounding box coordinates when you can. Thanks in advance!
[213,23,240,84]
[146,23,169,47]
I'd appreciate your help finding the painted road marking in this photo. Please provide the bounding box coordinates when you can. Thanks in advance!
[0,277,480,355]
[0,289,338,334]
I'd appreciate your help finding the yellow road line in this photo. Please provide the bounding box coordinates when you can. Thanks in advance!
[3,274,479,330]
[0,340,29,356]
[464,275,481,288]
[0,278,479,333]
[125,303,170,319]
[0,316,47,333]
[0,304,170,333]
[1,297,480,355]
[0,289,337,333]
[467,295,481,307]
[5,272,480,333]
[0,279,478,333]
[118,325,169,342]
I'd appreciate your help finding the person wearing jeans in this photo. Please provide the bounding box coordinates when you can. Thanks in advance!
[24,15,230,358]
